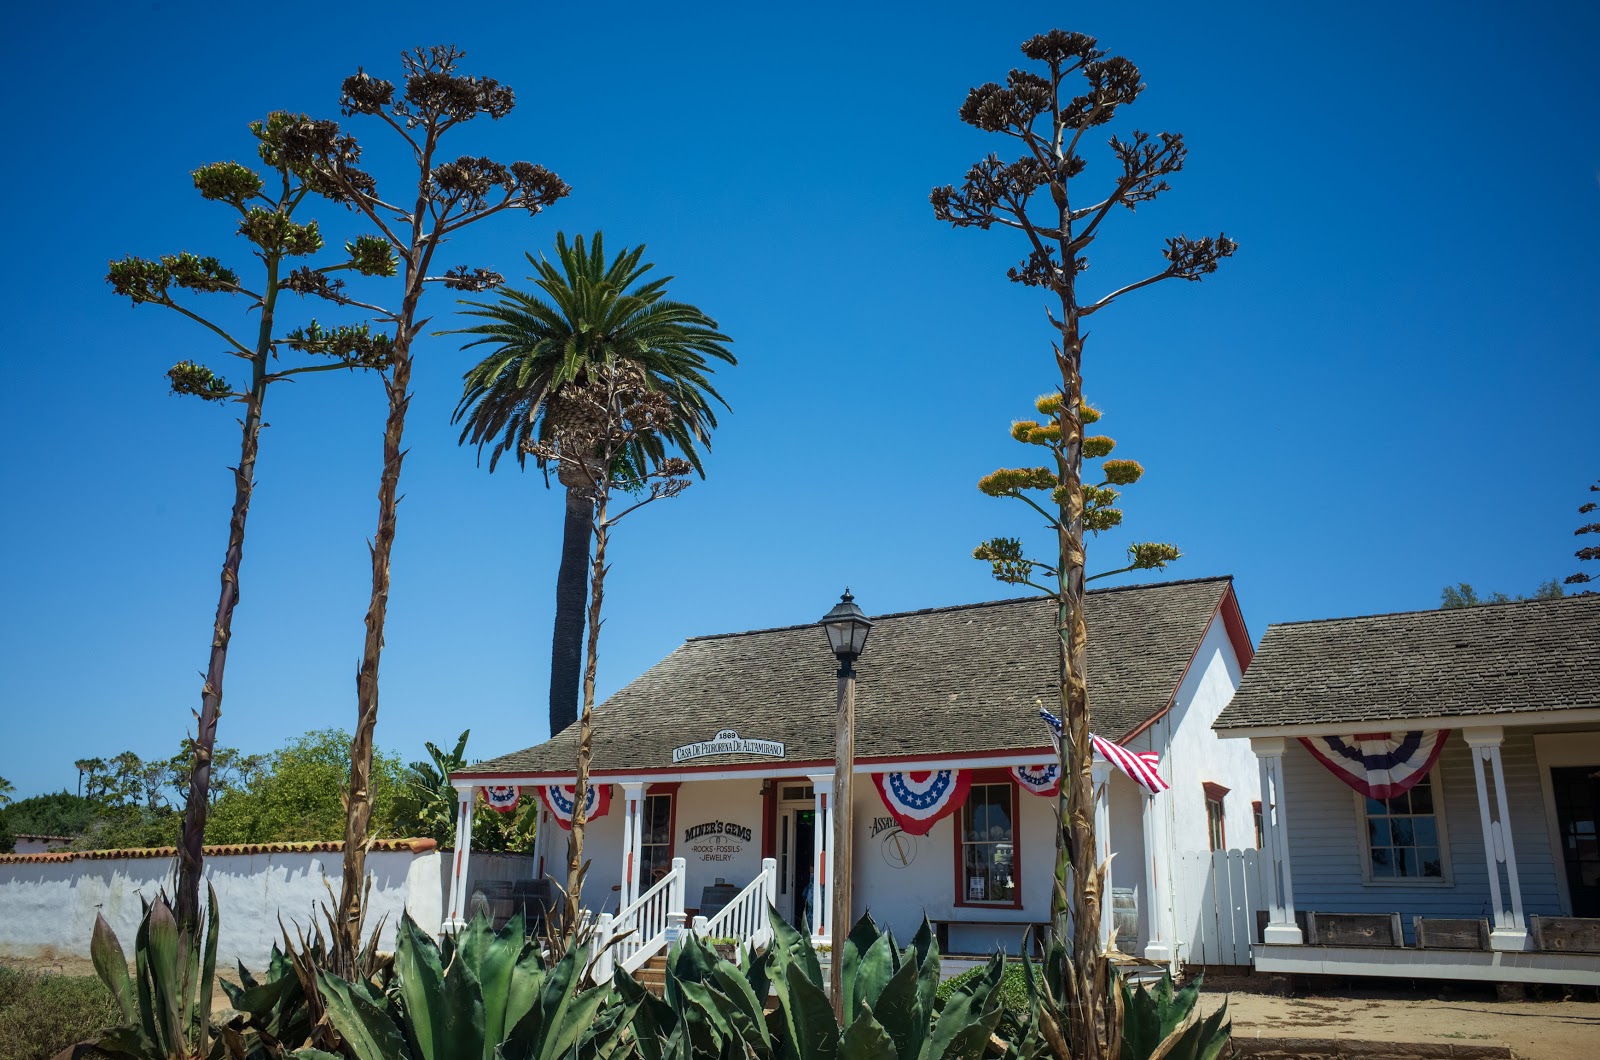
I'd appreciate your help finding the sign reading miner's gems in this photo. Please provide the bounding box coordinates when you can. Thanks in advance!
[684,820,753,862]
[671,728,785,763]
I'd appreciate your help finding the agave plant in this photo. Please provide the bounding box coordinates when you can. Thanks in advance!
[632,909,1009,1060]
[87,888,223,1060]
[1002,935,1229,1060]
[314,911,637,1060]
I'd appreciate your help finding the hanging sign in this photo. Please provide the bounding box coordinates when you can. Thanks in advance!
[1010,764,1061,797]
[538,783,612,831]
[1300,731,1450,800]
[871,770,971,836]
[671,728,786,763]
[480,785,521,813]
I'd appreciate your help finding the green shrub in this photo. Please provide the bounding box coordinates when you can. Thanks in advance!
[936,963,1029,1036]
[0,965,119,1060]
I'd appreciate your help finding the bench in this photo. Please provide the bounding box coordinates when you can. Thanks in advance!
[930,918,1048,956]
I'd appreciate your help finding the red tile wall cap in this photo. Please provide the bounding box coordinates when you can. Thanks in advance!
[0,837,438,865]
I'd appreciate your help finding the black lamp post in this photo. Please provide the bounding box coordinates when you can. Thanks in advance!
[820,589,872,1015]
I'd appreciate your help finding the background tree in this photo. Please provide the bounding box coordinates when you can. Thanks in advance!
[973,396,1181,591]
[932,31,1234,1059]
[205,730,409,845]
[0,776,12,807]
[277,45,569,968]
[452,232,735,739]
[107,110,396,933]
[401,730,537,852]
[1566,479,1599,594]
[1440,581,1564,609]
[522,363,695,933]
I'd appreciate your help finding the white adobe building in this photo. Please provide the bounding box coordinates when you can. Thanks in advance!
[450,576,1259,973]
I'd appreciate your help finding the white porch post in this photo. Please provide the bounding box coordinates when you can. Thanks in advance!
[1464,726,1529,951]
[1140,789,1174,963]
[808,773,833,942]
[444,785,476,932]
[1091,759,1114,951]
[1252,737,1302,944]
[619,782,645,911]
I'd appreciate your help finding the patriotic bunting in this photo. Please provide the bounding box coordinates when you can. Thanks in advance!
[1300,731,1450,800]
[538,782,612,831]
[872,770,972,836]
[480,785,521,813]
[1010,763,1061,797]
[1039,708,1170,794]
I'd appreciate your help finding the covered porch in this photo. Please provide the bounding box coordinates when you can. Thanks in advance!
[1244,721,1600,986]
[443,749,1180,971]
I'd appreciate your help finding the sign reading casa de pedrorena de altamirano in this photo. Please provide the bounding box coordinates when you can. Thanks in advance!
[671,728,786,763]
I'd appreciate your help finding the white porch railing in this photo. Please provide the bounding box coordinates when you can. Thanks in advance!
[593,856,685,979]
[692,858,778,956]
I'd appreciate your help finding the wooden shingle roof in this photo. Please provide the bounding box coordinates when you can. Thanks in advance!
[1214,594,1600,732]
[460,577,1241,778]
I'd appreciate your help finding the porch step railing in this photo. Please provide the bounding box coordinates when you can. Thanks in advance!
[594,856,685,979]
[693,858,778,956]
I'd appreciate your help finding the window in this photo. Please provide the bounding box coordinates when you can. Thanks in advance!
[1252,800,1264,849]
[638,792,675,887]
[1361,771,1445,881]
[1203,782,1229,852]
[956,781,1018,906]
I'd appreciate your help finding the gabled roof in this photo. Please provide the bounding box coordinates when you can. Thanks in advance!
[1214,593,1600,732]
[460,576,1246,779]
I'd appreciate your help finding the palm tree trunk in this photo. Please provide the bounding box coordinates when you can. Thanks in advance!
[565,490,607,929]
[174,288,275,934]
[548,481,592,736]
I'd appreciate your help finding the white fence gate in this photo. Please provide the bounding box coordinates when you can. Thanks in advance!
[1178,848,1268,967]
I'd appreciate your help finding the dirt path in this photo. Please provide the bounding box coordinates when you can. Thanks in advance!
[1205,987,1600,1060]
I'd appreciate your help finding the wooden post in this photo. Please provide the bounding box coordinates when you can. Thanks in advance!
[830,663,854,1018]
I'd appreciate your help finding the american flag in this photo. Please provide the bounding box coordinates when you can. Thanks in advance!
[1039,708,1169,794]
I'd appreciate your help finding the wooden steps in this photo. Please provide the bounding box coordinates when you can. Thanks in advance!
[632,954,669,996]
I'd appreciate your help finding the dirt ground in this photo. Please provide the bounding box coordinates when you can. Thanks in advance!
[1201,978,1600,1060]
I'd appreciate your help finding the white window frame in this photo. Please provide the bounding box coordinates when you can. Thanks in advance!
[1352,765,1453,887]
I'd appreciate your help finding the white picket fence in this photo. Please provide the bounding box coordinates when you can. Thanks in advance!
[1178,848,1269,967]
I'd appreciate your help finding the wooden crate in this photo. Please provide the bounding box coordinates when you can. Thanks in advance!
[1530,916,1600,954]
[1413,916,1489,950]
[1307,912,1404,947]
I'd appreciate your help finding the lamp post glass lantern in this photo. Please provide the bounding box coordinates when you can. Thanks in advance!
[821,589,873,669]
[820,589,871,1016]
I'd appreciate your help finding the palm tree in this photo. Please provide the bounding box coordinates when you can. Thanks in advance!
[452,232,735,738]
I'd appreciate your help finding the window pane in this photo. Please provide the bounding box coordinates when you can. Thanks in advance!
[1370,849,1395,876]
[1366,797,1386,816]
[1398,848,1420,877]
[1368,820,1391,846]
[1391,819,1414,846]
[1386,791,1411,815]
[1413,818,1437,846]
[1419,848,1442,877]
[1409,782,1433,814]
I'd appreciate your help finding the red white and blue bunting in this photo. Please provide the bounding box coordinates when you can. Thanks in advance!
[480,785,521,814]
[1300,731,1451,800]
[1010,764,1061,797]
[538,783,612,831]
[872,770,972,836]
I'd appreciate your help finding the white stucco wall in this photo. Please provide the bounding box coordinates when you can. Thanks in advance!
[1143,611,1258,965]
[675,778,765,913]
[0,847,441,972]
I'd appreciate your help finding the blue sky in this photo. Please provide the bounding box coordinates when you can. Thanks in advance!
[2,2,1596,800]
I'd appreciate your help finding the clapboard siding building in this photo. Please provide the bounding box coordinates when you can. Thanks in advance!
[452,576,1259,966]
[1214,593,1600,985]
